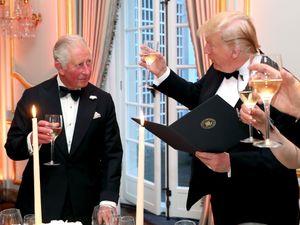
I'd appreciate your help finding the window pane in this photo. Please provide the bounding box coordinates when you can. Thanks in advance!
[126,104,154,182]
[127,141,138,176]
[145,145,154,182]
[126,141,154,183]
[126,0,138,28]
[142,0,154,26]
[126,32,139,65]
[177,0,187,24]
[127,68,138,103]
[127,105,139,140]
[177,68,198,82]
[177,27,195,65]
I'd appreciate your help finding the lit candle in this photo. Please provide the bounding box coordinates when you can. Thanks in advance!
[32,105,42,224]
[136,111,145,225]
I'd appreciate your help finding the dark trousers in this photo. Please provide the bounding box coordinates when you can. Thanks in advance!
[61,190,91,225]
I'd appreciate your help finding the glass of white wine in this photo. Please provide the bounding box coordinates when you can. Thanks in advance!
[143,40,159,90]
[44,114,63,166]
[237,73,259,143]
[250,53,283,148]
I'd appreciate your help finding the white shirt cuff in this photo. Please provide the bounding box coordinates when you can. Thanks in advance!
[27,132,34,155]
[153,67,171,86]
[99,201,117,208]
[27,132,42,155]
[227,168,231,178]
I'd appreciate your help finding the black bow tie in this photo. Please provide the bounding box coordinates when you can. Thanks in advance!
[59,86,82,101]
[223,71,239,79]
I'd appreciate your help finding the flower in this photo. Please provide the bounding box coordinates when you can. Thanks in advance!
[89,95,97,100]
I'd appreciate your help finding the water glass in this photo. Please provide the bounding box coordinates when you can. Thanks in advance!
[92,205,116,225]
[175,219,196,225]
[0,208,23,225]
[23,214,35,225]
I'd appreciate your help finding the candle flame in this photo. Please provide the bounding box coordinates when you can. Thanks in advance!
[140,111,144,126]
[32,105,37,118]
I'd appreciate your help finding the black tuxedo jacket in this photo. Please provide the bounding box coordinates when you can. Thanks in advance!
[5,76,123,223]
[156,66,300,225]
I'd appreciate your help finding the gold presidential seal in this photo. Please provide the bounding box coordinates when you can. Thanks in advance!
[201,118,216,129]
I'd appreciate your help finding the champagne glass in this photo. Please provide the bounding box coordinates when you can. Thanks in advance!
[237,73,259,143]
[250,53,283,148]
[0,208,23,225]
[44,114,63,166]
[142,40,159,91]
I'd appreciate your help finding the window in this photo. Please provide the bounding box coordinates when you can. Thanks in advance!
[122,0,199,217]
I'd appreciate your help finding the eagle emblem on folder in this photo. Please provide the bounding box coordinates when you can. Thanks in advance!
[201,118,216,129]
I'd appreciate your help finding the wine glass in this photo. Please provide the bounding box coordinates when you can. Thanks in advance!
[23,214,35,225]
[92,205,117,225]
[0,208,23,225]
[142,40,159,91]
[237,73,259,143]
[44,114,63,166]
[174,219,196,225]
[250,53,283,148]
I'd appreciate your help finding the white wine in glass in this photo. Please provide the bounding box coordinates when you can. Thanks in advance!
[44,114,63,166]
[237,73,259,143]
[250,53,283,148]
[144,53,157,65]
[143,40,159,90]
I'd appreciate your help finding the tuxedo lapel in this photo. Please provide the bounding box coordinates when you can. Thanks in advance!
[198,67,224,103]
[40,76,62,115]
[69,85,97,155]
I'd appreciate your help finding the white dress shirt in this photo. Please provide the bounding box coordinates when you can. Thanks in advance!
[57,77,79,153]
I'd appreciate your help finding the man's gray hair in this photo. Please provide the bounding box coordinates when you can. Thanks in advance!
[53,34,91,68]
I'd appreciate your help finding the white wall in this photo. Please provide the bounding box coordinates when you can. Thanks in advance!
[250,0,300,77]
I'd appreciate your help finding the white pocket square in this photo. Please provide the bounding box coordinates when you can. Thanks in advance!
[93,112,101,119]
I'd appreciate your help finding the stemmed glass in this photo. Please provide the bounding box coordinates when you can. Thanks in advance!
[0,208,23,225]
[44,114,63,166]
[23,214,35,225]
[237,73,259,143]
[92,205,117,225]
[142,40,159,91]
[174,220,196,225]
[119,216,135,225]
[250,53,283,148]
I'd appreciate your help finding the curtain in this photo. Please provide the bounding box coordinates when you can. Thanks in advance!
[82,0,120,87]
[185,0,218,79]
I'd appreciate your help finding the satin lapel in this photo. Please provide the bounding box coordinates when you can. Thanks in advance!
[199,67,224,102]
[69,86,97,155]
[41,76,69,157]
